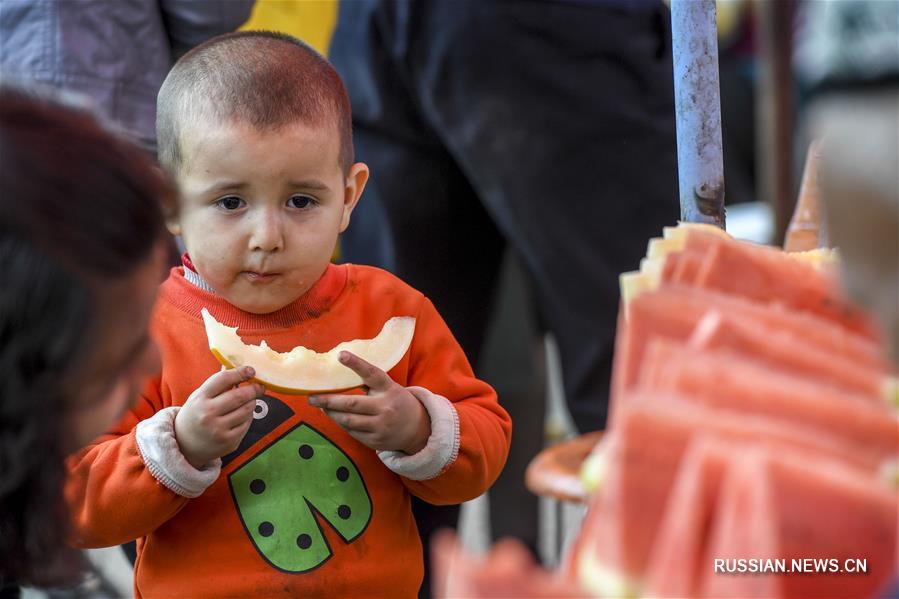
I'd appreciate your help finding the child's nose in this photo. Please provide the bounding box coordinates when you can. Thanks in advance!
[250,210,285,252]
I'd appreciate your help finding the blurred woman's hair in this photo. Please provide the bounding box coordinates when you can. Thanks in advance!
[0,86,173,586]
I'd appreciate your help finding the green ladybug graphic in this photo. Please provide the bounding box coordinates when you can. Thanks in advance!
[229,422,372,573]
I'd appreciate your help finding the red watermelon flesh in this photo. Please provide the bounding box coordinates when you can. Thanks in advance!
[700,447,897,598]
[575,396,884,593]
[689,310,887,398]
[681,230,879,337]
[610,285,887,423]
[661,248,706,284]
[642,437,741,598]
[639,339,898,460]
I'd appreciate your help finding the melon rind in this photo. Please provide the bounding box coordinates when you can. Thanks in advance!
[201,308,416,394]
[577,544,641,599]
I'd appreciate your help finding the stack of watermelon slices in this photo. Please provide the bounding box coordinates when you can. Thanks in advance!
[573,224,898,598]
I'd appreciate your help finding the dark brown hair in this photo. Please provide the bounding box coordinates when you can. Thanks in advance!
[157,31,354,176]
[0,86,172,586]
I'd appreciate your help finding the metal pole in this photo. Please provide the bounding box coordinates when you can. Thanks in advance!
[670,0,726,228]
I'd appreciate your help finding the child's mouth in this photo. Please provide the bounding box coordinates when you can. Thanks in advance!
[244,271,280,282]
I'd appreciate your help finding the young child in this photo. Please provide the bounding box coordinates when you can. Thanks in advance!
[65,32,512,598]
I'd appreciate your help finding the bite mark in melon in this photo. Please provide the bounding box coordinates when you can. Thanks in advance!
[201,308,415,394]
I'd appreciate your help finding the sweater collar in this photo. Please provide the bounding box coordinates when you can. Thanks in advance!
[163,254,348,330]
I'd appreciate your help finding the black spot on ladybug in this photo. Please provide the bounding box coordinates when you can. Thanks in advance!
[298,444,314,459]
[250,479,265,494]
[336,466,349,482]
[259,521,274,537]
[297,534,312,549]
[337,505,351,520]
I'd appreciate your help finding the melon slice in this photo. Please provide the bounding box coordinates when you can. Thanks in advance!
[620,224,848,313]
[621,224,728,307]
[700,447,897,598]
[688,310,887,398]
[643,437,737,599]
[201,308,416,394]
[608,284,887,423]
[572,395,882,598]
[639,339,899,461]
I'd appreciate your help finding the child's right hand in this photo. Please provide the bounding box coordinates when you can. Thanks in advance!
[174,366,263,469]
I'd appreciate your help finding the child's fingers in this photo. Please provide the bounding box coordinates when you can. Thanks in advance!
[223,397,258,429]
[229,409,255,438]
[213,383,263,415]
[337,351,393,391]
[308,393,378,415]
[198,366,256,398]
[323,409,376,433]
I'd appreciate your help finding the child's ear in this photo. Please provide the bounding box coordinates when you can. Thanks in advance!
[339,162,370,233]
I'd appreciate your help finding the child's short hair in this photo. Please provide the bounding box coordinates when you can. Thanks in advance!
[157,31,353,176]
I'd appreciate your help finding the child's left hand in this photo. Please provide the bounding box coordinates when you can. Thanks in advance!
[308,351,430,454]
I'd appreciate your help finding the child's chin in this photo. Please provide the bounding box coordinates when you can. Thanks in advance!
[228,295,293,315]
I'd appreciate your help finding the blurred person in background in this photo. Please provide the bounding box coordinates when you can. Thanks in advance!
[1,4,254,581]
[0,87,172,596]
[329,0,679,594]
[795,0,899,366]
[0,0,254,154]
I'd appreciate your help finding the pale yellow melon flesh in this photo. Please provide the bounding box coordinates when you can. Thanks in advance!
[201,308,416,394]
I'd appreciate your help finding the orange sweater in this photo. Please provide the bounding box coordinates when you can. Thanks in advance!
[66,263,511,598]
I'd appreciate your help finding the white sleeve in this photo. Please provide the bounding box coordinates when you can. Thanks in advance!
[377,386,461,481]
[135,406,221,498]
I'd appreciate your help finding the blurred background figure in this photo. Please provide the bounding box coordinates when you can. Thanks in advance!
[0,87,171,597]
[329,0,679,594]
[0,0,254,154]
[0,2,253,593]
[794,0,899,365]
[817,89,899,367]
[717,0,757,208]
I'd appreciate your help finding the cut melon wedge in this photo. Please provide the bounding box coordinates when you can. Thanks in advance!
[619,223,844,314]
[201,308,416,394]
[621,224,730,313]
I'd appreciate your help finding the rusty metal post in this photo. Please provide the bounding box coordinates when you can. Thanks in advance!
[670,0,726,228]
[756,0,795,245]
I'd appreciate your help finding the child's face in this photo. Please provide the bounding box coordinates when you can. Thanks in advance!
[169,119,367,314]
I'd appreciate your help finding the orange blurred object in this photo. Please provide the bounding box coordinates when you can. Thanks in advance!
[784,141,825,252]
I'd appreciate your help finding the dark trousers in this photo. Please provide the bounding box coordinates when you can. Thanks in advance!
[330,1,678,595]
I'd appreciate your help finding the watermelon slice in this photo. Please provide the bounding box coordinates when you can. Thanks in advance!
[608,285,886,423]
[688,310,887,398]
[642,437,738,598]
[679,229,878,337]
[573,396,884,596]
[639,339,899,460]
[700,447,897,598]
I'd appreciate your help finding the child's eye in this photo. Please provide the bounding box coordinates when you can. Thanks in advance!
[288,195,315,209]
[216,196,245,211]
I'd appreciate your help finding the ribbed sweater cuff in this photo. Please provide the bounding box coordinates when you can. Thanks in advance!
[378,387,460,481]
[135,406,221,498]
